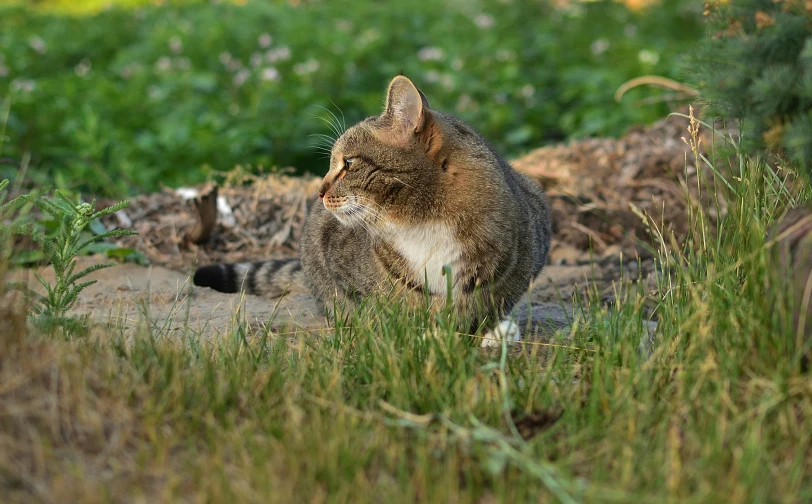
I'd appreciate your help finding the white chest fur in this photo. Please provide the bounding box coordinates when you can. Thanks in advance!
[386,223,463,296]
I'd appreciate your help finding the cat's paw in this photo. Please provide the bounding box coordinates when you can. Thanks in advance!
[481,319,521,348]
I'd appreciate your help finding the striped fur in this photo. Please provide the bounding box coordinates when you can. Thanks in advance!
[194,76,552,334]
[193,259,302,298]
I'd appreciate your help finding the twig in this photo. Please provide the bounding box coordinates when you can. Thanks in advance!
[615,75,698,103]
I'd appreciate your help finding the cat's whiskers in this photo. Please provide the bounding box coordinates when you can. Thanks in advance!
[353,196,389,230]
[327,98,347,133]
[309,132,337,145]
[389,176,414,190]
[350,208,378,236]
[307,132,337,161]
[308,134,336,150]
[313,105,346,139]
[332,195,388,236]
[338,202,377,235]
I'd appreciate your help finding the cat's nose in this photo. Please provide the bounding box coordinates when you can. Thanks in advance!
[318,181,331,199]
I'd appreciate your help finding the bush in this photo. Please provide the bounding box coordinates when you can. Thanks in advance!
[0,0,701,196]
[688,0,812,172]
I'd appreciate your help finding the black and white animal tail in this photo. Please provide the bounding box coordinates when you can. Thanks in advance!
[193,259,302,298]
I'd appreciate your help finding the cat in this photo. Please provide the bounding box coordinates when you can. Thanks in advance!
[194,75,552,347]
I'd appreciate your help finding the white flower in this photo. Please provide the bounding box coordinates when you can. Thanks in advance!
[265,46,291,63]
[424,70,440,83]
[456,94,473,112]
[519,84,535,98]
[0,66,8,78]
[418,47,444,62]
[119,63,137,79]
[294,59,320,76]
[28,36,47,54]
[590,39,609,56]
[219,52,232,65]
[11,79,35,93]
[441,74,454,90]
[74,58,91,77]
[250,52,263,67]
[638,49,659,65]
[258,33,272,48]
[359,28,380,46]
[227,58,242,72]
[474,14,494,29]
[169,36,183,54]
[147,85,161,99]
[156,56,172,72]
[261,67,279,81]
[233,68,250,87]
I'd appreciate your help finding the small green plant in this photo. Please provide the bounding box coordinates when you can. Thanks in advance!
[26,190,136,319]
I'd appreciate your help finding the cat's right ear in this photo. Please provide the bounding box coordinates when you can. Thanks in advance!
[384,75,429,134]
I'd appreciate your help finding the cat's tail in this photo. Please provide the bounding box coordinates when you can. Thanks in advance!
[193,259,303,298]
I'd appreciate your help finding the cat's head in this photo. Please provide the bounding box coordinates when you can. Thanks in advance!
[319,75,482,229]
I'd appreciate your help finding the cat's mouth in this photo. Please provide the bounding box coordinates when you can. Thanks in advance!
[324,194,384,229]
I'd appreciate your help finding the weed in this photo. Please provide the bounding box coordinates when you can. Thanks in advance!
[2,184,138,324]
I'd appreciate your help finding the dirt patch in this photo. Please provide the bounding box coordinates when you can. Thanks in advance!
[19,112,712,338]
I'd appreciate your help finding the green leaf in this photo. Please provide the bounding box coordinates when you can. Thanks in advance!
[75,229,137,256]
[66,262,115,286]
[89,199,131,220]
[34,271,52,295]
[62,279,97,311]
[82,241,118,255]
[89,218,106,236]
[106,247,150,265]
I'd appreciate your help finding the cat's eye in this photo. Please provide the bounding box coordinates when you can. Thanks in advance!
[344,157,356,170]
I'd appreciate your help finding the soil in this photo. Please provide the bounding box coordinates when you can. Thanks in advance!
[19,111,713,340]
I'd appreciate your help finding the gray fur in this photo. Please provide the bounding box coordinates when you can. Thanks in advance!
[195,76,552,331]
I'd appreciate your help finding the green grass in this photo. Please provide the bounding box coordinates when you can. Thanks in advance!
[0,0,702,196]
[1,119,810,502]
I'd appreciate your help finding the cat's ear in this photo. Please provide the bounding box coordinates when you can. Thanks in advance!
[384,75,430,133]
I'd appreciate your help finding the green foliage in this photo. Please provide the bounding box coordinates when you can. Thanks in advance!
[15,188,138,319]
[0,0,702,196]
[687,0,812,171]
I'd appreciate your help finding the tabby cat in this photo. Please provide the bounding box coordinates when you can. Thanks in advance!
[194,76,552,346]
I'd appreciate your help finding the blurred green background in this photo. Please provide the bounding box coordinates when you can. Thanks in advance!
[0,0,702,196]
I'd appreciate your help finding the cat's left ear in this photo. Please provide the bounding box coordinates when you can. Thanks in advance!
[384,75,430,134]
